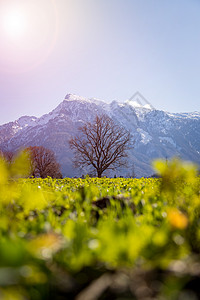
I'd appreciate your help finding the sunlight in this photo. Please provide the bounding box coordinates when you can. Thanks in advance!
[0,0,58,73]
[2,9,27,39]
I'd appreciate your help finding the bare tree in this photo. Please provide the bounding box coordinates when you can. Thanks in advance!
[69,114,132,178]
[27,146,62,178]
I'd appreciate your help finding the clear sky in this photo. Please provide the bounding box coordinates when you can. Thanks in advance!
[0,0,200,124]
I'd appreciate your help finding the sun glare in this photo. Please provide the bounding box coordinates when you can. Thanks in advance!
[0,0,58,73]
[2,9,27,39]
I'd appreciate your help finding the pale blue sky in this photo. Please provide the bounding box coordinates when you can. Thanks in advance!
[0,0,200,124]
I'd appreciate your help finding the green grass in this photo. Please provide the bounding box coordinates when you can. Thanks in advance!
[0,154,200,299]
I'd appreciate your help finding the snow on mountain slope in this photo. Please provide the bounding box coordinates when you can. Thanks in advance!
[0,93,199,177]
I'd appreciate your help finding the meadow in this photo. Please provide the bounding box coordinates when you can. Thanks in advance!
[0,154,200,300]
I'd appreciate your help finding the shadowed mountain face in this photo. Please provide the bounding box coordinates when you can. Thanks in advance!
[0,94,200,177]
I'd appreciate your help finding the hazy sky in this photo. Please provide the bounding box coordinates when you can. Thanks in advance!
[0,0,200,124]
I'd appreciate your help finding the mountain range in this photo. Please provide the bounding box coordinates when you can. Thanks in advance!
[0,93,200,177]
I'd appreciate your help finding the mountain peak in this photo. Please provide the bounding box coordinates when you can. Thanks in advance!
[0,92,199,178]
[126,92,155,110]
[17,116,37,127]
[64,94,89,102]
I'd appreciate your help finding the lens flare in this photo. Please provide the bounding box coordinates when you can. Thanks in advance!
[0,0,59,73]
[2,9,27,39]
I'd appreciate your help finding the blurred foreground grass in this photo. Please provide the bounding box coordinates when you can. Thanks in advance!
[0,153,200,299]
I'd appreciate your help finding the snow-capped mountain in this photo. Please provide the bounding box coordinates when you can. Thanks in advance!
[0,93,200,177]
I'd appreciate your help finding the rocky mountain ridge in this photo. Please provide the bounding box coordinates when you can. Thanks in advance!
[0,93,200,177]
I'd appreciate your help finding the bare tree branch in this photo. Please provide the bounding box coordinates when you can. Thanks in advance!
[26,146,62,178]
[69,115,133,177]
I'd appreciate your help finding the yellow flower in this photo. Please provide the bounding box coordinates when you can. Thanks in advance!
[168,209,188,229]
[28,233,63,259]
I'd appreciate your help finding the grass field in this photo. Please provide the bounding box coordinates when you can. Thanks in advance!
[0,155,200,299]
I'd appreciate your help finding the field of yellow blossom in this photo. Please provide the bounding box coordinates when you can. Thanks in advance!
[0,154,200,299]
